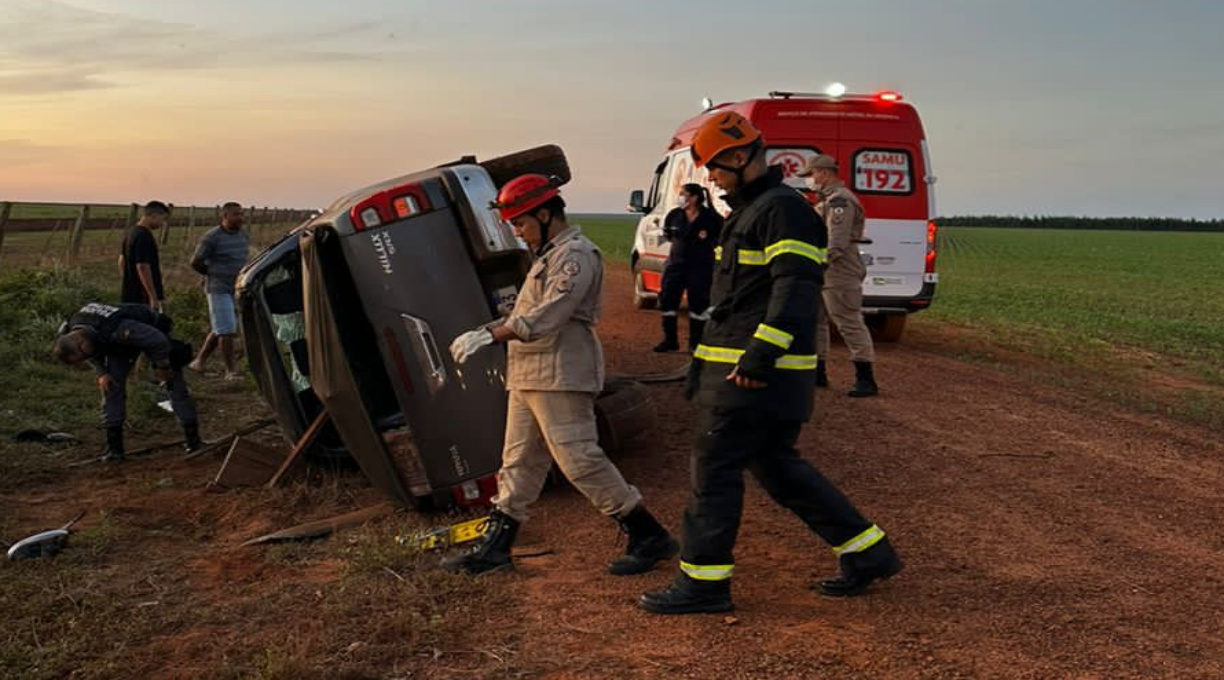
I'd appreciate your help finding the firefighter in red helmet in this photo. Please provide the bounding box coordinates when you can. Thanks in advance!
[639,113,902,615]
[446,174,678,576]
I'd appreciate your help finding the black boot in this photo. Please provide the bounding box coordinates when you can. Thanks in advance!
[816,359,829,388]
[848,361,878,398]
[609,506,679,576]
[101,426,125,463]
[653,316,680,353]
[819,537,903,597]
[687,318,705,352]
[183,421,203,453]
[441,510,520,575]
[639,573,733,615]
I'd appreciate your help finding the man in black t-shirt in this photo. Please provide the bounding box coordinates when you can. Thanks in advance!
[119,201,169,310]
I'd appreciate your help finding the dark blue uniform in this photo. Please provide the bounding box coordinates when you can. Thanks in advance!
[65,303,197,429]
[679,166,898,587]
[656,207,723,352]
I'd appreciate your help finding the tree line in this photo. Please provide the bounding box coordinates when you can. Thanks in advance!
[938,215,1224,232]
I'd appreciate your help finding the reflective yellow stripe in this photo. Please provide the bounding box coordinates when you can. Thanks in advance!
[693,345,744,364]
[693,344,818,371]
[737,249,767,265]
[753,323,794,350]
[735,241,828,266]
[775,354,818,370]
[680,561,734,581]
[832,525,885,556]
[715,245,724,262]
[765,239,828,265]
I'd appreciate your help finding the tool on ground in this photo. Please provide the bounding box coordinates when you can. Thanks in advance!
[398,516,490,552]
[6,511,87,561]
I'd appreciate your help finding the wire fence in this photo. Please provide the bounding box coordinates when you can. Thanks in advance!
[0,201,315,274]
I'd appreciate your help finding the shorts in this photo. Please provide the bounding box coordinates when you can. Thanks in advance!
[208,292,238,335]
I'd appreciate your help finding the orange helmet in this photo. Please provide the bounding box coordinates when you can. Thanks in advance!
[493,174,562,221]
[690,111,763,168]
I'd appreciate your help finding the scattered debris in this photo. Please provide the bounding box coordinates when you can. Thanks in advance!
[266,411,328,488]
[241,502,397,546]
[6,511,86,561]
[12,429,79,445]
[398,516,489,552]
[209,437,286,489]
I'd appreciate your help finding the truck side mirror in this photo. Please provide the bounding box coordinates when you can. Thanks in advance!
[627,190,645,213]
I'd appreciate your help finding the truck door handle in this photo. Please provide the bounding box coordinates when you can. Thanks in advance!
[401,314,447,392]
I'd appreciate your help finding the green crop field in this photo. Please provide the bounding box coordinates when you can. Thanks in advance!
[574,215,637,263]
[926,227,1224,383]
[575,217,1224,389]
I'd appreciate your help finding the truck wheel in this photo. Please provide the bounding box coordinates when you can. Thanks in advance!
[480,145,572,187]
[595,379,655,455]
[868,315,907,342]
[633,262,657,310]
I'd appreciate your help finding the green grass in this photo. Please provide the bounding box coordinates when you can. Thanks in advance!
[926,227,1224,384]
[574,214,637,263]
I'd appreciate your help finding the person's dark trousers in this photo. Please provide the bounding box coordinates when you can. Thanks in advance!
[103,357,198,428]
[681,406,879,573]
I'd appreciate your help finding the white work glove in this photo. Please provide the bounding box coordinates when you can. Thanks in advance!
[449,329,494,365]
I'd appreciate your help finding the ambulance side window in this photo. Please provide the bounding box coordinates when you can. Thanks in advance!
[645,159,667,214]
[657,150,694,215]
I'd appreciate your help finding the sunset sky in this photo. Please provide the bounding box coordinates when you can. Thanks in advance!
[2,0,1222,217]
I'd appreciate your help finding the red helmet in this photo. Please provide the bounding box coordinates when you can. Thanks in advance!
[493,174,562,221]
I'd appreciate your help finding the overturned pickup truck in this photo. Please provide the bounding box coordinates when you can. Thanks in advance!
[236,147,652,510]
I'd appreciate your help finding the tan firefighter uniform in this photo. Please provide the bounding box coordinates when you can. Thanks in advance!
[495,225,642,521]
[815,180,876,363]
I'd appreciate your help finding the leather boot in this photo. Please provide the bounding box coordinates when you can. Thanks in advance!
[818,537,903,597]
[101,426,125,463]
[441,510,519,575]
[608,505,679,576]
[815,359,829,388]
[687,318,706,352]
[653,316,679,353]
[639,573,733,615]
[183,421,203,453]
[848,361,878,398]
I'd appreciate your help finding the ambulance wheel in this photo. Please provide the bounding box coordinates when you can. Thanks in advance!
[481,145,572,188]
[868,314,907,342]
[633,262,657,310]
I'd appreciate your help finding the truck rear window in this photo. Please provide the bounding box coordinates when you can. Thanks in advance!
[852,149,914,195]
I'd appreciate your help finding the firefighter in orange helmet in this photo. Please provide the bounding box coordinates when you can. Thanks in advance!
[639,113,902,615]
[446,174,678,577]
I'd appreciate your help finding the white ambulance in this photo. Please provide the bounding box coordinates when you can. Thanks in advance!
[628,90,938,341]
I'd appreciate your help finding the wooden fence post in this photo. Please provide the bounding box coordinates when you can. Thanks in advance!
[0,201,11,270]
[67,204,90,266]
[160,204,173,245]
[184,206,197,257]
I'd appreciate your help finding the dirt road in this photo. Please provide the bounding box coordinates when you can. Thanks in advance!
[3,264,1221,679]
[481,266,1224,679]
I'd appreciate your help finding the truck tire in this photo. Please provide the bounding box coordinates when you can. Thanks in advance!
[480,145,572,188]
[633,260,657,310]
[868,314,907,343]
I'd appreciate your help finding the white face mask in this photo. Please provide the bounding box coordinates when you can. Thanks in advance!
[805,177,823,192]
[677,195,690,208]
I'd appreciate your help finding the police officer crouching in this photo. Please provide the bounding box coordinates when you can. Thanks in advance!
[52,303,203,462]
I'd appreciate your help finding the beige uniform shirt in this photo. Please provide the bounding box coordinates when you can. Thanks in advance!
[503,226,605,392]
[816,180,867,284]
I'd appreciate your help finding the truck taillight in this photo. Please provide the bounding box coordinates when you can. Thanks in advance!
[359,208,381,229]
[393,195,420,219]
[350,182,433,231]
[452,475,497,508]
[924,220,938,273]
